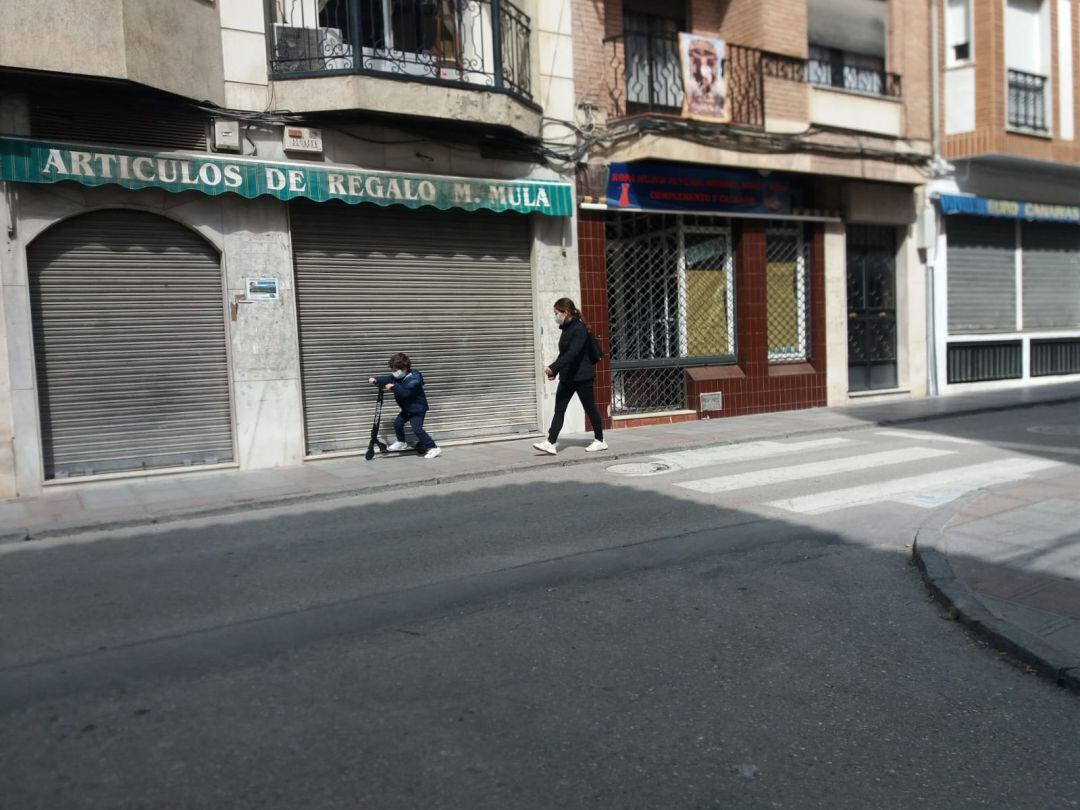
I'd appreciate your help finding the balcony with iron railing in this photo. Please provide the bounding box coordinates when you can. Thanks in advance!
[269,0,532,103]
[1007,69,1048,133]
[603,31,901,129]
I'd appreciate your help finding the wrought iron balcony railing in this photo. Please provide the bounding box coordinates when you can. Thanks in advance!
[603,33,901,126]
[604,32,767,126]
[269,0,531,102]
[1008,69,1048,132]
[806,45,901,98]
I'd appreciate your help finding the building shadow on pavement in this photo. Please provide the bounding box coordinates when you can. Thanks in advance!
[2,475,1080,808]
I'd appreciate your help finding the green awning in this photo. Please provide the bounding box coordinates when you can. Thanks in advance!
[0,137,573,217]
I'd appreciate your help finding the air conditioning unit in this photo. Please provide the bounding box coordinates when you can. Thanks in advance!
[273,23,320,73]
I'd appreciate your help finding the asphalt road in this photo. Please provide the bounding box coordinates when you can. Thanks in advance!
[1,404,1078,808]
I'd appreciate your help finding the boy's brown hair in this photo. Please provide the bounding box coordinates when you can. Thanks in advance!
[389,352,411,371]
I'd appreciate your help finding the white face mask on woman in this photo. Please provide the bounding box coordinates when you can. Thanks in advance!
[392,369,406,380]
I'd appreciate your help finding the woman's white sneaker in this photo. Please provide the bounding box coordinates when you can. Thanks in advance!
[586,440,609,452]
[387,441,408,452]
[533,440,558,455]
[424,447,442,459]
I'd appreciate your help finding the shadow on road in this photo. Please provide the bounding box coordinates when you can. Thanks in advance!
[2,472,1080,808]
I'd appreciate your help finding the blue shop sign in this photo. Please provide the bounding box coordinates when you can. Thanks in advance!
[606,162,792,215]
[939,193,1080,224]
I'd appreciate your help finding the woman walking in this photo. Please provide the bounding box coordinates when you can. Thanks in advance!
[533,298,608,455]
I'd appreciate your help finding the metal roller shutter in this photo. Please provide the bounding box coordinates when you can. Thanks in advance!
[947,216,1017,333]
[1022,222,1080,329]
[28,210,233,479]
[291,203,538,453]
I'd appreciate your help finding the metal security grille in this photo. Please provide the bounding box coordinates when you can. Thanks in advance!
[847,225,898,391]
[1021,222,1080,329]
[605,213,735,415]
[1031,338,1080,376]
[766,225,810,362]
[947,216,1017,333]
[1008,69,1049,132]
[947,341,1023,383]
[31,92,208,152]
[28,210,233,479]
[291,203,537,453]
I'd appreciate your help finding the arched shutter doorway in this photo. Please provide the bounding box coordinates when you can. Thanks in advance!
[28,210,234,479]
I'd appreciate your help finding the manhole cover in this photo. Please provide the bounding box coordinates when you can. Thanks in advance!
[606,461,674,477]
[1027,425,1080,436]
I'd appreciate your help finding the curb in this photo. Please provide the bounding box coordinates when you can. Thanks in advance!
[7,389,1080,544]
[912,519,1080,693]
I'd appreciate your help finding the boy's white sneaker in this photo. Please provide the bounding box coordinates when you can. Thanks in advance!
[387,441,408,452]
[533,440,558,455]
[424,447,442,459]
[586,440,608,452]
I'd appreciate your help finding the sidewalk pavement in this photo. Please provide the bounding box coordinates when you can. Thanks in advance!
[4,380,1079,687]
[914,471,1080,692]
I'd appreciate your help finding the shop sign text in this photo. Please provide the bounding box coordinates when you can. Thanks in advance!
[0,137,573,217]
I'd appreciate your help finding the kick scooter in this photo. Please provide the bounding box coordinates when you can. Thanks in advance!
[365,387,416,460]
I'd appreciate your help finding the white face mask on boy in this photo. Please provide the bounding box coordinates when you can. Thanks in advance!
[392,369,406,380]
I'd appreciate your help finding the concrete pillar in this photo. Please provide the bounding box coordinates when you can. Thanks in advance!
[824,220,849,406]
[533,213,584,436]
[219,197,306,469]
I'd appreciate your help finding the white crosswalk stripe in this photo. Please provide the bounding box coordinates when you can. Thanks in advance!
[764,458,1059,515]
[673,447,955,495]
[874,430,978,445]
[653,437,858,471]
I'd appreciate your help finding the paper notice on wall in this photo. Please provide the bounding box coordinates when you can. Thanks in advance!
[246,277,279,301]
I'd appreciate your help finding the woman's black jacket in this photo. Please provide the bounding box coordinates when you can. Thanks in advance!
[548,317,594,383]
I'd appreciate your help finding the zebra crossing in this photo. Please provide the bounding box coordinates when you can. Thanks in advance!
[610,433,1062,516]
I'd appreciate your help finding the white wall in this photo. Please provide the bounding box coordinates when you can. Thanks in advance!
[1059,0,1074,140]
[810,86,902,137]
[945,67,976,134]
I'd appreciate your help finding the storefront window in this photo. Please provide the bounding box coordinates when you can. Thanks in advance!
[766,225,810,362]
[605,213,735,415]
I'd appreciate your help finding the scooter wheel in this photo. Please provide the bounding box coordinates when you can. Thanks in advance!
[364,449,375,461]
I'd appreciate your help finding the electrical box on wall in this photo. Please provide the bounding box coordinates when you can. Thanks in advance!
[700,392,723,412]
[283,127,323,154]
[212,119,241,152]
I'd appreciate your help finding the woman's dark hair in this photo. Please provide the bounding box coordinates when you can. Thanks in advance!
[553,297,582,321]
[389,352,411,371]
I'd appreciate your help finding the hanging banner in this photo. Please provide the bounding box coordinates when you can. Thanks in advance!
[606,162,792,215]
[939,193,1080,224]
[0,137,574,217]
[679,33,730,123]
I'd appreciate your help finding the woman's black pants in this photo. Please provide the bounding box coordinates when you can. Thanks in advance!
[548,379,604,443]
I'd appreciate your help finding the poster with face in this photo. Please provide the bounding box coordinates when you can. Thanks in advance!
[679,33,729,123]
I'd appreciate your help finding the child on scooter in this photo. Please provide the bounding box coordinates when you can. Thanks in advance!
[368,353,441,459]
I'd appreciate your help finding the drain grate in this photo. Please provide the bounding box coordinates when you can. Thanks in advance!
[605,461,675,477]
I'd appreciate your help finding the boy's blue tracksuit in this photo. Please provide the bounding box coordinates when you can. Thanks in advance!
[373,370,437,451]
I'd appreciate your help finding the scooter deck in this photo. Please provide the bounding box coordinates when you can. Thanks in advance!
[365,387,421,460]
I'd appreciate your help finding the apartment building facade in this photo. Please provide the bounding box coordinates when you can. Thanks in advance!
[932,0,1080,391]
[0,0,578,496]
[571,0,933,428]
